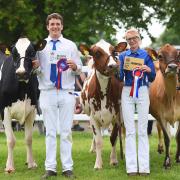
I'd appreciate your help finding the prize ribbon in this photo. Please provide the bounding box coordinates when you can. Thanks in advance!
[55,58,69,89]
[129,67,144,98]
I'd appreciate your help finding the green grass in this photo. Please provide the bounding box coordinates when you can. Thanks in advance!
[0,131,180,180]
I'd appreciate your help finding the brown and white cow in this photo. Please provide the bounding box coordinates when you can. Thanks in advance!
[149,44,180,168]
[80,39,127,169]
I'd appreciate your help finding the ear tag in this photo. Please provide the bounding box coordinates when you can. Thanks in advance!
[5,48,10,56]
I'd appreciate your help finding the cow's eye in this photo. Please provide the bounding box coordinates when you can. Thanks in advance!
[94,51,102,59]
[158,54,163,60]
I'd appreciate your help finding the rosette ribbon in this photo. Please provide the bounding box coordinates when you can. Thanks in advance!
[129,67,144,98]
[55,58,69,89]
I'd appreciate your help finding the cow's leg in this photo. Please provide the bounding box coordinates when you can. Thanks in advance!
[157,121,164,154]
[3,108,16,173]
[159,120,171,168]
[175,122,180,163]
[109,123,118,166]
[24,111,37,169]
[110,140,118,166]
[90,135,96,153]
[91,120,103,169]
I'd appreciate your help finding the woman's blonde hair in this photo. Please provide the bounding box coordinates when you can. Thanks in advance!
[124,28,140,40]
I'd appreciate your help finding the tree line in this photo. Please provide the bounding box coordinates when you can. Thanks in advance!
[0,0,179,46]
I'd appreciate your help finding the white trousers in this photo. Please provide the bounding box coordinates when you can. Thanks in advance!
[40,89,75,172]
[121,86,150,173]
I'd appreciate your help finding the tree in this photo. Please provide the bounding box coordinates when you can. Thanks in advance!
[152,0,180,46]
[0,0,174,45]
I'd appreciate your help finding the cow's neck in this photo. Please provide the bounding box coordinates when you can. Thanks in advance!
[164,75,177,97]
[96,70,110,92]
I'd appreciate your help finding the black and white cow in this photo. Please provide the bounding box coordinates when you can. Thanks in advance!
[0,37,46,173]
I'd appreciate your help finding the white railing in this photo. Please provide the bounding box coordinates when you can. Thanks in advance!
[35,113,156,122]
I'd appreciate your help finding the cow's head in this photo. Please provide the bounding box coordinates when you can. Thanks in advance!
[12,37,46,82]
[157,44,179,77]
[79,39,127,76]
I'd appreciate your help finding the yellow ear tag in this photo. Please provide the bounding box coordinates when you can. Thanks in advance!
[151,54,156,61]
[5,48,10,56]
[84,50,89,56]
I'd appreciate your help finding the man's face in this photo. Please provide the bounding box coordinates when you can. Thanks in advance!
[47,18,63,39]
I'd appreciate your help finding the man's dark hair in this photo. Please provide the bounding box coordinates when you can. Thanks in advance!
[46,13,63,25]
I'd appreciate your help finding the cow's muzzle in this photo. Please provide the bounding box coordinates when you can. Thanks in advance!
[16,72,29,83]
[165,63,177,75]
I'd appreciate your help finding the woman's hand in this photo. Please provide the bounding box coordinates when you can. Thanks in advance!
[140,65,151,73]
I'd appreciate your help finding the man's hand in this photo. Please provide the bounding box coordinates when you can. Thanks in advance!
[32,60,40,69]
[67,60,77,71]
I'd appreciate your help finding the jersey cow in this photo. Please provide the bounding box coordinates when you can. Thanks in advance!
[149,44,180,168]
[79,39,127,169]
[0,37,46,173]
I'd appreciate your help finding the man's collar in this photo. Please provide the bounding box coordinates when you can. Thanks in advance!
[47,35,63,43]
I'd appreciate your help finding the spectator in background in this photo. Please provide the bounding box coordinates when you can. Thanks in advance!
[72,73,86,131]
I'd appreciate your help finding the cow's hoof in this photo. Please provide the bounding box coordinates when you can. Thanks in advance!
[4,167,15,174]
[110,160,118,166]
[94,166,102,170]
[157,144,164,154]
[94,164,102,170]
[28,162,37,169]
[163,157,171,169]
[110,162,118,166]
[89,149,96,153]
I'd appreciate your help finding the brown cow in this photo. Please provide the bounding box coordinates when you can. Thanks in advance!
[79,39,127,169]
[149,44,180,168]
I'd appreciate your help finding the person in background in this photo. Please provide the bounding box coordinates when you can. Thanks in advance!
[33,12,82,179]
[72,73,86,131]
[119,28,156,176]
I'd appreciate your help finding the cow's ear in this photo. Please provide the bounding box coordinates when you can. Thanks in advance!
[114,42,127,53]
[0,43,11,56]
[145,47,158,61]
[34,40,47,51]
[79,44,90,56]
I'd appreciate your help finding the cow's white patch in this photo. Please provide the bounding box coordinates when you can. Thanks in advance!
[96,39,111,56]
[15,38,30,58]
[15,38,31,74]
[91,98,116,128]
[9,96,35,124]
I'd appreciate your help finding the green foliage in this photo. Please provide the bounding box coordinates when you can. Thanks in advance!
[0,0,178,46]
[153,28,180,48]
[152,0,180,46]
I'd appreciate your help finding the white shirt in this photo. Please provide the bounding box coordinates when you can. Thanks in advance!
[36,35,82,90]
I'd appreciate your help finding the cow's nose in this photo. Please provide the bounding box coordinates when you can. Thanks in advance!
[108,64,118,69]
[168,63,177,70]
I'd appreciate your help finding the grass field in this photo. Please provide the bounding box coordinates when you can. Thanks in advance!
[0,131,180,180]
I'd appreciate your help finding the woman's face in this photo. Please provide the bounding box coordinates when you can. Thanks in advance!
[126,34,141,51]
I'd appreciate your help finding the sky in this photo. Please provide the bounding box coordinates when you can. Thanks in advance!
[116,20,166,48]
